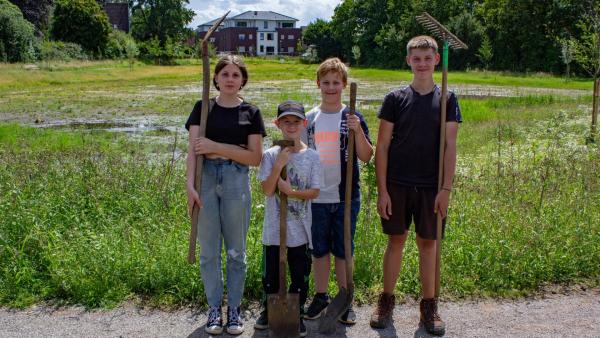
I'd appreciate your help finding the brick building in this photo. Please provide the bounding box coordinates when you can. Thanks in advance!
[197,11,302,56]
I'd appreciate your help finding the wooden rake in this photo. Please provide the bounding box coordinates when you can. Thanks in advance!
[187,11,229,264]
[415,12,467,297]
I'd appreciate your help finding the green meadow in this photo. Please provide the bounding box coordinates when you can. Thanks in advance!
[0,58,598,308]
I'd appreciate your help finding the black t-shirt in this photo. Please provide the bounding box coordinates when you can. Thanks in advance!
[185,99,267,146]
[377,85,462,187]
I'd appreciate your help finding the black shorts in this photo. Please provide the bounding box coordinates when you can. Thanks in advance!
[381,183,445,240]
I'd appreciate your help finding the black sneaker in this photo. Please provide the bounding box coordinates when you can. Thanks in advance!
[253,309,268,330]
[339,306,356,325]
[205,306,223,335]
[299,318,307,337]
[226,306,244,335]
[304,294,329,319]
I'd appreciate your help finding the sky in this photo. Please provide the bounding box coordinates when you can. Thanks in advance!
[186,0,342,29]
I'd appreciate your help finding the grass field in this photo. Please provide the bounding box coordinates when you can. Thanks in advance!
[0,58,598,309]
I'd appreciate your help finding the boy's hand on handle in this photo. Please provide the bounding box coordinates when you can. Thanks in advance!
[186,186,202,217]
[274,146,291,170]
[377,191,393,220]
[277,177,293,195]
[434,190,450,218]
[194,137,219,155]
[347,114,362,133]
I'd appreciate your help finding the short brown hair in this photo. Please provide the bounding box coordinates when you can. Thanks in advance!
[213,54,248,90]
[406,35,438,55]
[316,57,348,84]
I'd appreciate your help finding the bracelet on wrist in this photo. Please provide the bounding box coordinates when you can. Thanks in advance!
[441,187,452,192]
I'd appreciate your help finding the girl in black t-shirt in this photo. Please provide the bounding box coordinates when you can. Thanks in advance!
[185,55,266,336]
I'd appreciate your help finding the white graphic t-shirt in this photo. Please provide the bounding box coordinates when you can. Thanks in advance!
[305,106,343,203]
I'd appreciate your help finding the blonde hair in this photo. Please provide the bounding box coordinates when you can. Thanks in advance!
[406,35,438,55]
[316,57,348,84]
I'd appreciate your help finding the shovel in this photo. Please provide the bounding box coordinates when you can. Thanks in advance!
[268,139,299,338]
[319,82,358,334]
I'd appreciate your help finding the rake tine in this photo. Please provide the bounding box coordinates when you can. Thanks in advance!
[416,12,468,50]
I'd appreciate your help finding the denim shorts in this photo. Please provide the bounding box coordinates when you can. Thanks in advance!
[311,200,360,258]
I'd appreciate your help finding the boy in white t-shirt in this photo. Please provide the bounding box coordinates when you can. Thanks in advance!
[254,101,321,337]
[302,58,373,324]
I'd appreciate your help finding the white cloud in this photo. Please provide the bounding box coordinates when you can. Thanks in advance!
[188,0,341,28]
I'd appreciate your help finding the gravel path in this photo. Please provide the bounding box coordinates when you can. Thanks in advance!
[1,288,598,338]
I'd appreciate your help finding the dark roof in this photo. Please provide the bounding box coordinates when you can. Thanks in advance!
[104,3,129,32]
[232,11,298,21]
[199,10,298,27]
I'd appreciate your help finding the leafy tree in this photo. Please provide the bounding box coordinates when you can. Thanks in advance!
[477,35,493,70]
[124,37,139,70]
[302,19,343,61]
[569,1,600,141]
[50,0,111,55]
[560,39,574,81]
[8,0,53,36]
[131,0,194,45]
[0,0,38,62]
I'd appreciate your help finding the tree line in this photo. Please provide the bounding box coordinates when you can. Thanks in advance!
[303,0,598,76]
[1,0,197,64]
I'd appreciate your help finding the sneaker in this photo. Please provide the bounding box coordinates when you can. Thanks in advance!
[338,306,356,325]
[299,317,307,337]
[253,309,268,330]
[304,294,329,319]
[370,292,395,329]
[205,306,223,335]
[420,298,445,336]
[226,306,244,335]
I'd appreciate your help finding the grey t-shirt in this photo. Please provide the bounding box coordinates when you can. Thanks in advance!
[258,146,322,248]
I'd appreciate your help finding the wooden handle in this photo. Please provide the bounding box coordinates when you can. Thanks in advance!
[343,82,357,292]
[278,165,288,295]
[434,56,448,296]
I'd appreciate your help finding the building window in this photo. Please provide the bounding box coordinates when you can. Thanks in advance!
[263,21,268,29]
[282,22,293,28]
[209,37,215,43]
[249,46,253,52]
[260,45,264,53]
[236,21,247,27]
[280,34,284,40]
[238,34,245,40]
[238,46,245,52]
[249,34,253,40]
[267,33,273,41]
[288,47,294,54]
[288,35,294,40]
[260,33,264,40]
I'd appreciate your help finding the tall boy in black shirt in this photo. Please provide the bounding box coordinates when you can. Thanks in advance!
[370,36,462,335]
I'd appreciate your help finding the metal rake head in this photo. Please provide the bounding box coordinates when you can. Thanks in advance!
[416,12,468,50]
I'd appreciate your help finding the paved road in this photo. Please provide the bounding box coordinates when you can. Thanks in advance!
[1,288,599,338]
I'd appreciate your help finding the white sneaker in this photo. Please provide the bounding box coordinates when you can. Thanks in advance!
[205,306,223,335]
[226,306,244,335]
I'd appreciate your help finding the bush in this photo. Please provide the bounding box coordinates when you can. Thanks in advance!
[40,40,88,61]
[50,0,110,56]
[138,36,184,65]
[105,29,138,60]
[0,0,38,62]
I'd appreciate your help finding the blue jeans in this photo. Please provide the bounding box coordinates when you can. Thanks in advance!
[197,159,251,308]
[311,200,360,259]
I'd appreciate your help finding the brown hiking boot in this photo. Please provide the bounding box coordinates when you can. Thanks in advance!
[369,292,395,329]
[420,298,445,336]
